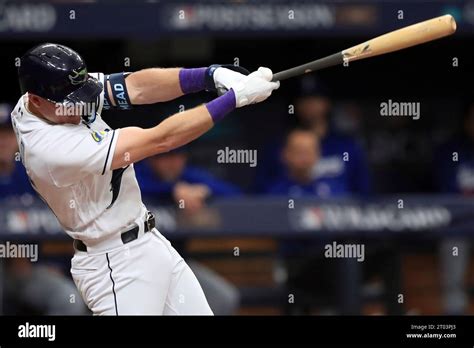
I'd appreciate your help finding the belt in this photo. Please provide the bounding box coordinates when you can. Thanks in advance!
[74,212,156,252]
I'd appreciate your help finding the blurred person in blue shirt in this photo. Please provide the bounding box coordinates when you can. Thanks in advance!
[0,106,34,198]
[256,76,370,196]
[264,114,373,314]
[435,101,474,315]
[266,128,342,313]
[135,148,241,315]
[267,128,348,197]
[136,148,241,212]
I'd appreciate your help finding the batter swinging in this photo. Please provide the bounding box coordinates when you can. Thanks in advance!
[11,43,279,315]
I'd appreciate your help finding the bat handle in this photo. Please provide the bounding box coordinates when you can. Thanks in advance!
[271,52,344,82]
[271,71,288,82]
[271,75,281,82]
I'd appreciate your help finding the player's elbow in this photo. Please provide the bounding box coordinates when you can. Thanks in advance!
[128,87,149,105]
[152,134,180,154]
[125,70,161,105]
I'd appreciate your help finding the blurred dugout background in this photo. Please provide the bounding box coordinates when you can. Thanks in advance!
[0,0,473,315]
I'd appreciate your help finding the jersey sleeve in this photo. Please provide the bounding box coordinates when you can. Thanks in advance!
[46,126,120,187]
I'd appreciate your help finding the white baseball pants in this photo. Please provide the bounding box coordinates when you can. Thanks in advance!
[70,229,213,315]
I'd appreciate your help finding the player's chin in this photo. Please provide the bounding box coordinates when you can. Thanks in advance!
[58,115,82,125]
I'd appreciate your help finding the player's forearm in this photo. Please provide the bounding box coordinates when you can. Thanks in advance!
[125,68,183,104]
[125,67,212,105]
[150,91,236,151]
[112,91,236,169]
[151,105,214,151]
[112,108,212,169]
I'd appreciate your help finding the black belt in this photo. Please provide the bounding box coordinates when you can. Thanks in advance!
[74,212,156,252]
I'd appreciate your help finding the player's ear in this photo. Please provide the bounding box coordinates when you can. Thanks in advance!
[28,94,44,108]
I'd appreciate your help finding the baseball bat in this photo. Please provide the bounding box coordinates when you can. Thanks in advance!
[271,14,457,82]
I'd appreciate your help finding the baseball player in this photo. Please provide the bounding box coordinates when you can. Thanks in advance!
[11,43,279,315]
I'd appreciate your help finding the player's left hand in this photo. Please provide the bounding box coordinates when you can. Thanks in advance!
[205,64,250,94]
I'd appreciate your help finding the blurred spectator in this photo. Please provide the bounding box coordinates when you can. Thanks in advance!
[136,148,241,213]
[135,149,241,315]
[434,102,474,194]
[435,101,474,314]
[268,130,394,315]
[256,76,371,196]
[3,258,89,315]
[267,129,341,314]
[0,105,34,198]
[267,128,347,197]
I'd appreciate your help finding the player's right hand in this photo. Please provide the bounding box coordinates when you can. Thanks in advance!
[230,67,280,108]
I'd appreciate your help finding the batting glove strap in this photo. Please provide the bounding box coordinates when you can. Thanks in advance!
[205,64,251,92]
[205,64,221,92]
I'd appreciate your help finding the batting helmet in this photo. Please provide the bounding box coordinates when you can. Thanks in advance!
[18,43,103,105]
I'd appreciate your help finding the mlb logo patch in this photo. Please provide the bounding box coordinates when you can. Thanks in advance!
[91,130,108,143]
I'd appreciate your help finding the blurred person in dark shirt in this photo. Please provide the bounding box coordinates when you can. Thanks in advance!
[135,148,241,315]
[434,103,474,195]
[435,101,474,314]
[256,76,371,196]
[4,258,89,315]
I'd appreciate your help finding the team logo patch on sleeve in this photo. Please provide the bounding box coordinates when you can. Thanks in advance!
[91,130,108,143]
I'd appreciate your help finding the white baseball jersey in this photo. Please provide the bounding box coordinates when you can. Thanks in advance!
[10,72,147,244]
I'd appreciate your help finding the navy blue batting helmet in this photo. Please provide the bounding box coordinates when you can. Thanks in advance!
[18,43,103,104]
